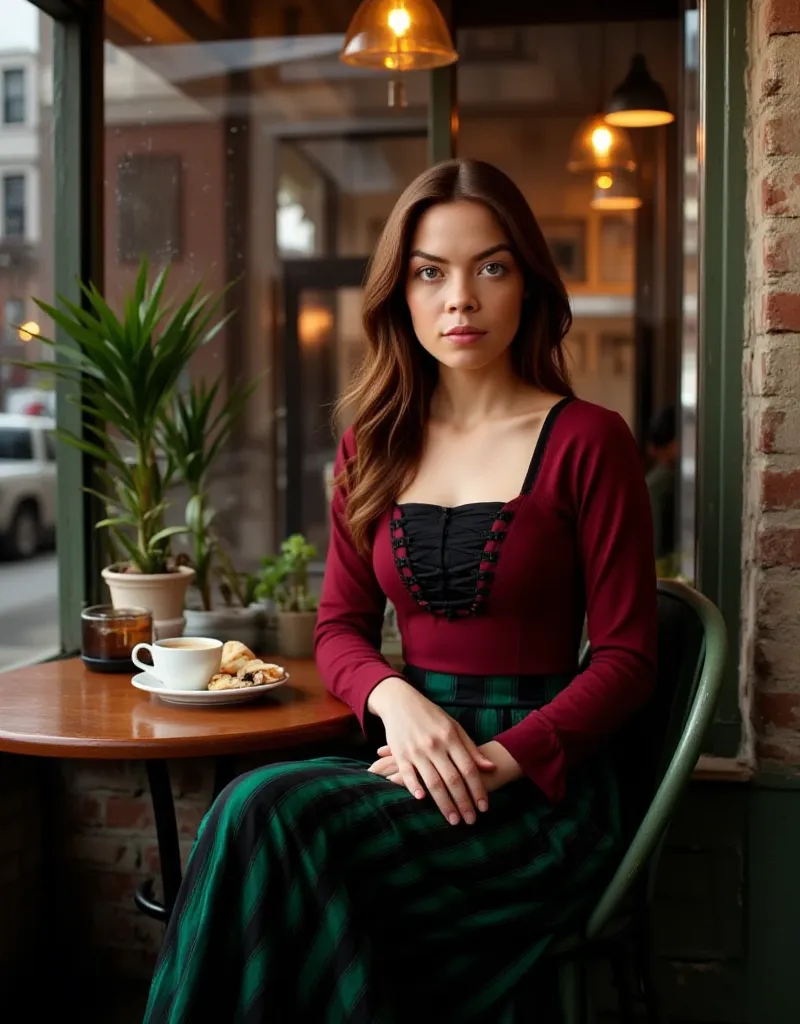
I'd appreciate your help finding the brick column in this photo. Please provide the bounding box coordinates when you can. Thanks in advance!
[745,0,800,768]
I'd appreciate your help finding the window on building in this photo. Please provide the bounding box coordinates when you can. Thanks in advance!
[3,298,25,344]
[2,68,26,125]
[3,175,26,237]
[116,154,182,263]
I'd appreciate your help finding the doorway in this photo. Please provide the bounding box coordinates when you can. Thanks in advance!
[278,257,368,554]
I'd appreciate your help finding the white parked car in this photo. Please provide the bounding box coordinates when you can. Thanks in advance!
[0,413,57,559]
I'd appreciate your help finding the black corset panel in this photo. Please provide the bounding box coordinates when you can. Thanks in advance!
[390,502,513,618]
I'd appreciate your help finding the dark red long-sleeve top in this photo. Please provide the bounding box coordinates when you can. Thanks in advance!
[314,398,658,803]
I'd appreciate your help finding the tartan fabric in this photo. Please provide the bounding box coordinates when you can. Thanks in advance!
[144,667,620,1023]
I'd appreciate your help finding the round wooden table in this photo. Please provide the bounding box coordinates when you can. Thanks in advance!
[0,656,357,920]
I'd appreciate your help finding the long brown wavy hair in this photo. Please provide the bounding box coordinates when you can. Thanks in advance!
[336,158,573,557]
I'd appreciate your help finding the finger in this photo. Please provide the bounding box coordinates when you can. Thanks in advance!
[450,744,489,814]
[376,744,391,757]
[433,753,480,824]
[368,757,398,777]
[396,759,426,801]
[455,725,496,770]
[387,773,403,786]
[418,756,467,826]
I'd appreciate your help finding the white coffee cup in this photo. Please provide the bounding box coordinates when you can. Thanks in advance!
[131,637,223,691]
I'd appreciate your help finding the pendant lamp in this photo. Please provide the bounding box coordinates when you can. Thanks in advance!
[340,0,458,72]
[567,114,636,174]
[567,26,635,175]
[604,53,674,128]
[590,170,642,211]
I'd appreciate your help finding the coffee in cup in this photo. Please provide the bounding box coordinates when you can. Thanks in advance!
[131,637,222,691]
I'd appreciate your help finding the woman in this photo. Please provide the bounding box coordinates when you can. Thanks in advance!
[144,159,657,1023]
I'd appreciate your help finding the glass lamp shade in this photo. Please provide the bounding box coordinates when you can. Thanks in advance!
[590,170,642,211]
[566,114,636,174]
[604,54,675,128]
[340,0,458,72]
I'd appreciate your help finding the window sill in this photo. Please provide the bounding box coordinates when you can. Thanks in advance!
[693,755,753,783]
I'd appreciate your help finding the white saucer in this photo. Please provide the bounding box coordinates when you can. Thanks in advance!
[131,671,289,706]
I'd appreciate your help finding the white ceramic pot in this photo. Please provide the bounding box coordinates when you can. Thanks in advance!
[277,610,317,659]
[101,564,196,640]
[184,605,266,652]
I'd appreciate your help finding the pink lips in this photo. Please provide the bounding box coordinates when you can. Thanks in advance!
[443,325,487,345]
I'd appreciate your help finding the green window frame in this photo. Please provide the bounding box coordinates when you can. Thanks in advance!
[695,0,746,755]
[35,0,104,654]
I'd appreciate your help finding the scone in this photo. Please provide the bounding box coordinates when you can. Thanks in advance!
[237,660,285,686]
[219,640,257,676]
[207,660,286,691]
[208,673,243,691]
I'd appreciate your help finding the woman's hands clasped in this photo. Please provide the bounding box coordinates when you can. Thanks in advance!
[365,677,496,825]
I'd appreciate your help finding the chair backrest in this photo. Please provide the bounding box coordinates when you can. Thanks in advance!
[583,579,728,939]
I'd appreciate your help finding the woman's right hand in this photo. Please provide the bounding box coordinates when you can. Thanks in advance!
[366,677,496,825]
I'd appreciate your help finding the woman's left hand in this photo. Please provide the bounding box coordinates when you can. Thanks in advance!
[369,740,522,795]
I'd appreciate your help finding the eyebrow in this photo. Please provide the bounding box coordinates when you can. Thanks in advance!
[408,243,513,264]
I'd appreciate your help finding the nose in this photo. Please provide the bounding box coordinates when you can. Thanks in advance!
[445,273,479,313]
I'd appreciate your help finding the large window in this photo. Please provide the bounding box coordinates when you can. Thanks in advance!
[3,67,26,124]
[0,1,59,671]
[101,0,428,591]
[2,174,26,237]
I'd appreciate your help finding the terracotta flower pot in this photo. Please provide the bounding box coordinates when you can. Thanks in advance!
[101,564,196,640]
[276,610,317,659]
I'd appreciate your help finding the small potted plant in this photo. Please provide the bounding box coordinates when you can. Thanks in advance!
[16,261,231,637]
[256,534,318,659]
[160,375,263,647]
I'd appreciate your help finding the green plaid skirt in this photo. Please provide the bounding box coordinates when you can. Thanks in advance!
[144,667,621,1023]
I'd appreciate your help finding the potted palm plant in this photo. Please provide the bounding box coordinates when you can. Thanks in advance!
[256,533,318,658]
[161,375,264,648]
[17,260,230,637]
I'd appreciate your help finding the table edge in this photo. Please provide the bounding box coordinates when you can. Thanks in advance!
[0,715,358,760]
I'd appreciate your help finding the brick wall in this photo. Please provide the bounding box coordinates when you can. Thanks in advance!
[59,758,217,977]
[745,0,800,768]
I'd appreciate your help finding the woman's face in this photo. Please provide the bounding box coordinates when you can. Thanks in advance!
[405,199,525,372]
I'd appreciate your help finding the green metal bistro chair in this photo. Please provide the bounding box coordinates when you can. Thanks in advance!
[553,579,728,1024]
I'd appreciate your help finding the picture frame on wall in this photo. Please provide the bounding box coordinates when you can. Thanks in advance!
[598,212,636,285]
[539,218,587,284]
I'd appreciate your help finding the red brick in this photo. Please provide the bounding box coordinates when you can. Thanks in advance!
[763,114,800,156]
[757,525,800,567]
[105,796,154,830]
[765,0,800,36]
[760,226,800,276]
[758,690,800,729]
[762,177,790,215]
[763,291,800,332]
[756,407,786,452]
[761,468,800,509]
[763,232,791,273]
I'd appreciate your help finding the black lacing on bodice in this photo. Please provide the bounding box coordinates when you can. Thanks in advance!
[390,503,514,618]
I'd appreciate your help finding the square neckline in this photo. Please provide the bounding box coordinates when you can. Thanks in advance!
[394,395,573,513]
